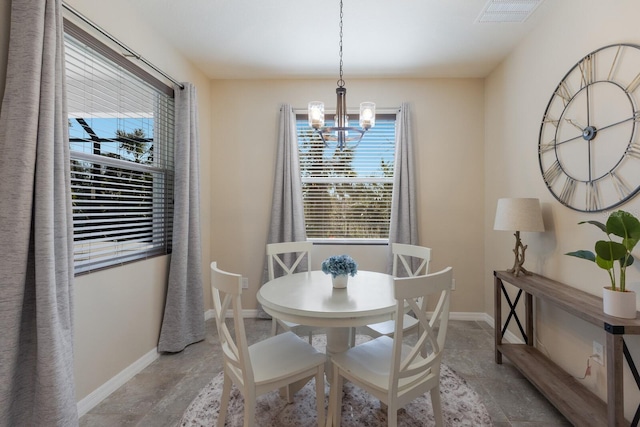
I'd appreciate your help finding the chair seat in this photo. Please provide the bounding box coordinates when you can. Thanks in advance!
[250,331,326,384]
[365,314,419,336]
[331,336,432,393]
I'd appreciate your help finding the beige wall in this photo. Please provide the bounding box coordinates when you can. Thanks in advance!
[64,0,213,401]
[485,0,640,417]
[0,0,215,401]
[210,78,486,313]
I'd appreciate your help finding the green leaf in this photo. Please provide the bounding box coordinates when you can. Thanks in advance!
[595,255,614,270]
[620,255,635,268]
[608,211,640,248]
[565,250,595,262]
[578,220,607,233]
[594,240,627,261]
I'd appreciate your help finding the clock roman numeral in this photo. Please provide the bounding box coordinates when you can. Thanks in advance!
[539,139,556,154]
[543,160,563,185]
[608,45,623,81]
[543,115,559,127]
[585,181,600,212]
[559,177,576,206]
[580,54,595,87]
[610,171,632,201]
[555,81,574,106]
[626,141,640,159]
[626,72,640,93]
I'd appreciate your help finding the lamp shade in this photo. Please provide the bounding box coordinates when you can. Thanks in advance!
[494,198,544,232]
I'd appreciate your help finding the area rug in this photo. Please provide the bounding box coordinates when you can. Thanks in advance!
[179,335,493,426]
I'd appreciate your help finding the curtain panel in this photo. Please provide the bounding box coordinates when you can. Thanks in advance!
[388,102,419,273]
[158,83,205,353]
[258,104,306,318]
[0,0,78,424]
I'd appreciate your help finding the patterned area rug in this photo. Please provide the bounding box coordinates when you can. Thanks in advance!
[180,335,493,426]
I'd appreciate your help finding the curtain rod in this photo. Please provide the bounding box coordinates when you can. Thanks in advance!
[62,2,185,90]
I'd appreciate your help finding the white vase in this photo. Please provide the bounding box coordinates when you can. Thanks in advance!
[332,274,348,289]
[603,287,637,319]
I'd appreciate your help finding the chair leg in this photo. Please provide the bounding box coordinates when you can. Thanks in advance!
[387,402,398,427]
[217,372,231,427]
[314,367,325,427]
[430,384,444,427]
[329,366,344,427]
[243,389,256,427]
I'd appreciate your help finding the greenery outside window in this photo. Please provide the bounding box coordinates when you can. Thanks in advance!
[65,22,175,274]
[296,113,396,242]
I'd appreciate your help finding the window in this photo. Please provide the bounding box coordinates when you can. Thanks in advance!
[64,21,175,274]
[297,113,396,241]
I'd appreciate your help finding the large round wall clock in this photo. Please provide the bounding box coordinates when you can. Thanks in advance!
[538,43,640,212]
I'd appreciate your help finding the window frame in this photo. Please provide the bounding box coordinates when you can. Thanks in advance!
[64,19,175,275]
[296,110,397,244]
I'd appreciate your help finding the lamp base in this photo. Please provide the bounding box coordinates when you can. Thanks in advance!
[507,264,531,277]
[507,231,532,277]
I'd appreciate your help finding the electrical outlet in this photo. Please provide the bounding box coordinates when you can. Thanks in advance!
[451,279,456,291]
[242,277,249,289]
[593,341,604,365]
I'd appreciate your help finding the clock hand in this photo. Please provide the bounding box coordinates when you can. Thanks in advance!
[565,119,585,132]
[556,115,638,146]
[595,115,638,133]
[555,133,585,146]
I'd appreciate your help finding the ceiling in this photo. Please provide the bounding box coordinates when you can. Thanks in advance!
[127,0,556,80]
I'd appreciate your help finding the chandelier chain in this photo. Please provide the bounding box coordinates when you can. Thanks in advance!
[338,0,345,87]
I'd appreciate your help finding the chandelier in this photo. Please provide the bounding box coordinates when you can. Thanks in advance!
[308,0,375,151]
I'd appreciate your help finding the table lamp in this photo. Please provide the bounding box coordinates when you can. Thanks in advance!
[493,198,544,277]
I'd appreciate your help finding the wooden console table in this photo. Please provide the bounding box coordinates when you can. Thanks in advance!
[494,270,640,427]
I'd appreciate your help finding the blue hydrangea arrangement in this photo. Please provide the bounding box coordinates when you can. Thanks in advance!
[321,254,358,278]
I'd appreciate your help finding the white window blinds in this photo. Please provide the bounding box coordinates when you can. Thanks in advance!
[297,114,396,240]
[65,24,175,274]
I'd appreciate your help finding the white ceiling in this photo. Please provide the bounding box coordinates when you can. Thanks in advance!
[127,0,556,80]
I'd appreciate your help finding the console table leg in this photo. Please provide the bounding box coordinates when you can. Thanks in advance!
[525,292,533,346]
[495,276,502,364]
[607,333,625,426]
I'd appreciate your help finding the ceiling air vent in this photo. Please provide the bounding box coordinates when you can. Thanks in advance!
[476,0,544,23]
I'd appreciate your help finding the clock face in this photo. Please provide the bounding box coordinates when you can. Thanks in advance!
[538,44,640,212]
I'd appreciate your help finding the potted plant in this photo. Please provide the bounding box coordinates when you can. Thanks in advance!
[566,210,640,318]
[322,254,358,288]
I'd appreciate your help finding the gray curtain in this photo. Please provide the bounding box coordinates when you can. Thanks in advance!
[0,0,78,425]
[158,83,205,353]
[257,104,306,318]
[388,103,419,272]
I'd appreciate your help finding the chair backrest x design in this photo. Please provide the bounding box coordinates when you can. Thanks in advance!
[267,241,312,281]
[392,243,432,278]
[210,262,254,390]
[390,266,453,397]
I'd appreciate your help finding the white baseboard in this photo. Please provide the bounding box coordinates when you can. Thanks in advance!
[205,308,258,319]
[76,347,159,417]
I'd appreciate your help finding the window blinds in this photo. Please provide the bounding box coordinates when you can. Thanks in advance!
[65,30,175,274]
[297,116,396,240]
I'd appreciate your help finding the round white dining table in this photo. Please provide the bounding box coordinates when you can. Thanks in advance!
[257,270,397,377]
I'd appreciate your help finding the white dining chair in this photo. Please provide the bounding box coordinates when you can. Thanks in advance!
[211,262,326,427]
[267,241,318,343]
[359,243,432,341]
[329,266,453,427]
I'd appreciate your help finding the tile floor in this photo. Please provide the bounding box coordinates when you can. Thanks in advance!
[79,319,571,426]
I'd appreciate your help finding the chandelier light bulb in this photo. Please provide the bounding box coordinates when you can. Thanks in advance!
[308,102,325,129]
[359,102,376,130]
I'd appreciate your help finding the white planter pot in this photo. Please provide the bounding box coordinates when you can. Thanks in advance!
[332,274,348,289]
[603,287,637,319]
